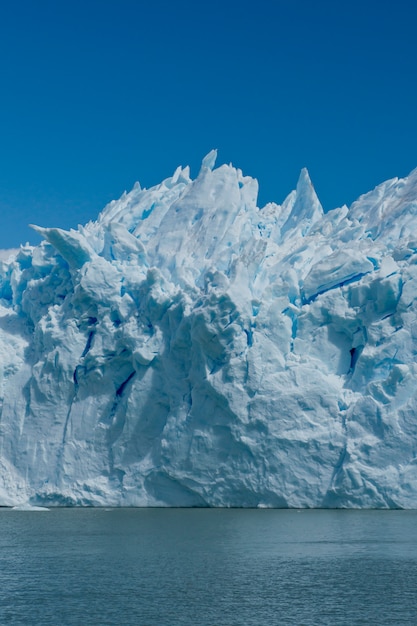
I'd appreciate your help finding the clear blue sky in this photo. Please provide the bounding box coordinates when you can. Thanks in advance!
[1,0,416,248]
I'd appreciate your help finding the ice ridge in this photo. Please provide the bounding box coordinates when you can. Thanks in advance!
[1,154,417,508]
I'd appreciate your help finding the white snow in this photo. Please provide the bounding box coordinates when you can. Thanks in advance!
[1,152,417,508]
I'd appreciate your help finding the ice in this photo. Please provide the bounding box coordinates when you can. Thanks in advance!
[1,155,417,508]
[0,249,19,262]
[11,504,50,511]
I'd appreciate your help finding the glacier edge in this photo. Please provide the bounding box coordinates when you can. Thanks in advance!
[1,157,417,507]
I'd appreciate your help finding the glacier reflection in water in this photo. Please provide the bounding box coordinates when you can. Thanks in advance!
[0,508,417,625]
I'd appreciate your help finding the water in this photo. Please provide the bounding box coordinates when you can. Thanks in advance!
[0,508,417,625]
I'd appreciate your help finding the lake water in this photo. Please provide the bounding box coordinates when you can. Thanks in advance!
[0,508,417,625]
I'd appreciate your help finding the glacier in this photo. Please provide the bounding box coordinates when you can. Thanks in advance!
[1,150,417,508]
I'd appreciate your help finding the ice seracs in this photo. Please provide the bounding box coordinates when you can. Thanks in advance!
[1,153,417,508]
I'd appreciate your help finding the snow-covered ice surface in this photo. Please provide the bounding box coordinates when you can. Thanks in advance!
[1,151,417,508]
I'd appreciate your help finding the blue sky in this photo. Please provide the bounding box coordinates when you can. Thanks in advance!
[1,0,417,248]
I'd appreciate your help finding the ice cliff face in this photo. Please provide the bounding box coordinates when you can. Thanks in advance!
[1,151,417,508]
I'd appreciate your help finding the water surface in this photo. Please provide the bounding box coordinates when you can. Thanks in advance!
[0,508,416,625]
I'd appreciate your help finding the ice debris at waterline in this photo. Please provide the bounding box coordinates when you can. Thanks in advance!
[1,151,417,508]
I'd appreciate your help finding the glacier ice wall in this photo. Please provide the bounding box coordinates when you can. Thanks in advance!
[1,151,417,508]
